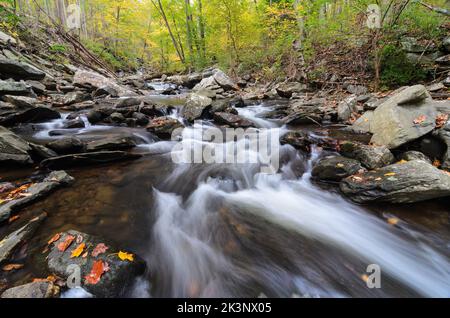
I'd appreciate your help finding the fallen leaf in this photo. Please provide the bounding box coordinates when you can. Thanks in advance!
[433,160,441,167]
[82,251,88,258]
[76,235,84,244]
[71,243,86,258]
[47,233,61,245]
[57,235,75,252]
[384,172,396,177]
[336,163,345,168]
[118,251,134,262]
[413,115,427,125]
[2,264,24,271]
[0,199,4,205]
[351,176,363,182]
[375,177,382,181]
[92,243,109,257]
[85,260,108,285]
[360,274,369,283]
[387,217,399,226]
[8,215,20,223]
[436,113,449,129]
[397,160,408,164]
[442,170,450,176]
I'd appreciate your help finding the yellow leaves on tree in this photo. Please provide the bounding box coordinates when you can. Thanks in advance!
[118,251,134,262]
[71,243,86,258]
[85,260,110,285]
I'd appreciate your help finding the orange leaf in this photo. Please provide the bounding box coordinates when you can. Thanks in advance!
[8,215,20,223]
[387,217,399,226]
[85,260,109,285]
[47,233,61,245]
[384,172,396,177]
[2,264,24,271]
[436,113,449,129]
[92,243,109,257]
[433,160,441,167]
[413,115,427,125]
[57,235,75,252]
[71,243,86,258]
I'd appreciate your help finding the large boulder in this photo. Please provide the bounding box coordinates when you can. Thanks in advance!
[368,85,439,149]
[0,171,74,223]
[86,135,138,152]
[1,95,38,108]
[40,151,141,169]
[1,281,60,299]
[73,70,135,97]
[280,131,340,153]
[181,93,213,122]
[0,213,47,263]
[0,107,60,126]
[339,141,395,170]
[47,137,85,155]
[193,69,238,92]
[312,156,366,182]
[0,126,33,165]
[166,73,202,88]
[0,57,46,80]
[337,96,358,122]
[340,160,450,203]
[46,230,146,298]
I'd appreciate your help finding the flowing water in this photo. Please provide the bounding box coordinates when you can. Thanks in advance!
[2,98,450,298]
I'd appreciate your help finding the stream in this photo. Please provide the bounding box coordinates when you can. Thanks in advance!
[2,94,450,298]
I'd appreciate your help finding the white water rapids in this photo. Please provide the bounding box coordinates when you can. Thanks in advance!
[145,104,450,298]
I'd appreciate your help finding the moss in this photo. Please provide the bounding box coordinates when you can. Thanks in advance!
[380,44,427,88]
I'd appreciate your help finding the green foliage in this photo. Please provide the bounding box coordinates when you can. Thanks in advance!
[380,44,427,88]
[49,44,67,53]
[84,40,128,71]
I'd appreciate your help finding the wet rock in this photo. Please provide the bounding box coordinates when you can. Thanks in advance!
[132,112,149,126]
[1,281,60,299]
[0,57,46,80]
[276,82,309,98]
[2,95,38,108]
[46,230,146,298]
[115,97,142,108]
[398,151,432,164]
[280,131,340,153]
[166,73,202,88]
[86,109,106,124]
[64,117,85,129]
[363,97,384,111]
[210,99,238,115]
[0,126,33,165]
[312,156,366,182]
[60,101,95,112]
[29,142,58,160]
[340,141,395,170]
[282,106,325,125]
[337,96,358,122]
[368,85,439,149]
[86,135,137,152]
[109,112,125,123]
[437,123,450,170]
[181,93,213,122]
[0,213,47,261]
[0,107,60,126]
[147,117,183,139]
[0,172,73,222]
[40,151,141,169]
[93,85,119,98]
[0,80,31,96]
[213,112,254,128]
[47,137,85,155]
[340,160,450,203]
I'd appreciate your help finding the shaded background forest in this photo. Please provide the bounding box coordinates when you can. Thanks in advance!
[1,0,449,88]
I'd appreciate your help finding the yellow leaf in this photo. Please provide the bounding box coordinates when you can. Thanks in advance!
[71,243,86,258]
[336,163,345,168]
[397,160,407,164]
[118,251,134,262]
[360,274,369,283]
[384,172,396,177]
[387,217,399,225]
[0,199,4,205]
